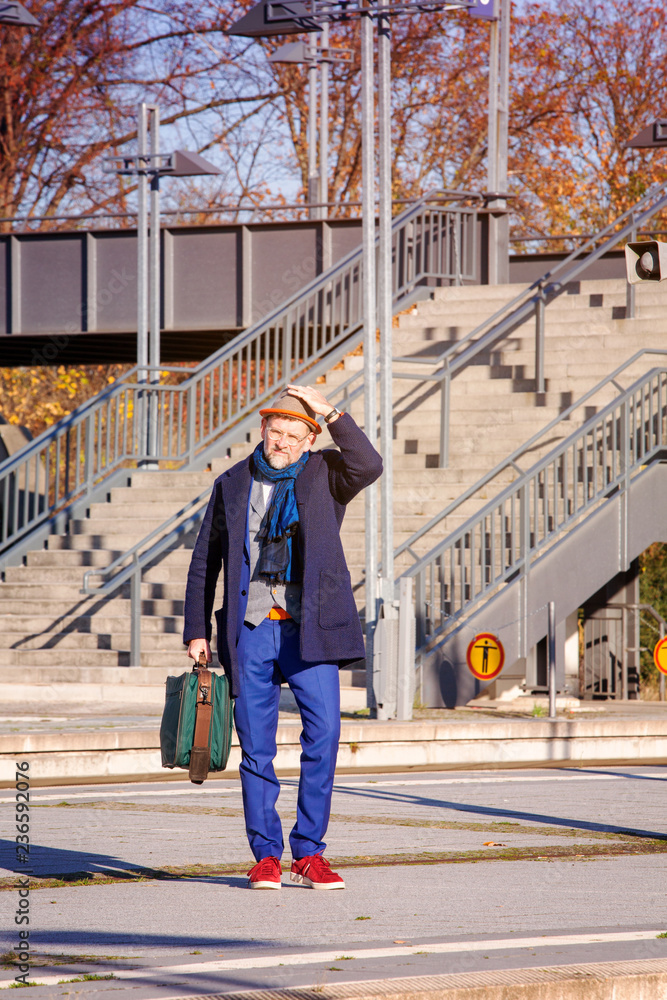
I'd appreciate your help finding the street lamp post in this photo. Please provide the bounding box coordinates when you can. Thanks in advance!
[360,4,378,711]
[472,0,510,284]
[377,0,393,615]
[105,105,221,462]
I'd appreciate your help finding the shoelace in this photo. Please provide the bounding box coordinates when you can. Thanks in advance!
[249,857,280,877]
[299,855,332,874]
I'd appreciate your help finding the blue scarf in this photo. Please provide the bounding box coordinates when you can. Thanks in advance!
[253,443,309,583]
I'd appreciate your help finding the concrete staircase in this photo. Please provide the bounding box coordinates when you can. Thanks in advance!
[331,277,667,578]
[1,276,666,707]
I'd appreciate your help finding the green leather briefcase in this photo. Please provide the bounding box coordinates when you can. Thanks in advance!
[160,658,233,784]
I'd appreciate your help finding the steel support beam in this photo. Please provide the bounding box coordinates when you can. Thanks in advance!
[361,7,378,713]
[378,0,394,613]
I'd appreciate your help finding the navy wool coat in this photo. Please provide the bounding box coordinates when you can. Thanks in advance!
[183,413,383,697]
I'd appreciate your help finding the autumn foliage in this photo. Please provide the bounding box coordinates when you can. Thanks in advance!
[3,0,667,435]
[0,366,131,437]
[264,0,667,239]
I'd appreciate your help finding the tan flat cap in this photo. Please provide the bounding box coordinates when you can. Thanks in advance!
[259,388,322,434]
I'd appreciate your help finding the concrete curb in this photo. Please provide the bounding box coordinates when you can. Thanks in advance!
[150,959,667,1000]
[2,717,667,785]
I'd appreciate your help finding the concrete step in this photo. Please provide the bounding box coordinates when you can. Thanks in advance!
[0,597,185,616]
[108,486,212,504]
[3,564,192,585]
[0,613,183,633]
[68,517,185,535]
[85,501,197,520]
[0,630,185,652]
[0,581,186,600]
[46,533,197,551]
[4,714,665,785]
[129,471,214,488]
[431,280,667,303]
[25,548,193,568]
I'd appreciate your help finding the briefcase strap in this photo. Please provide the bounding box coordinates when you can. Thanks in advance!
[193,668,213,749]
[189,660,214,784]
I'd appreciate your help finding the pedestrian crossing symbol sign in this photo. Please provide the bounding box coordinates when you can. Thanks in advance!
[653,636,667,676]
[466,633,505,681]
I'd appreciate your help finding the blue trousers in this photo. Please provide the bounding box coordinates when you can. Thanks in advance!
[233,618,341,861]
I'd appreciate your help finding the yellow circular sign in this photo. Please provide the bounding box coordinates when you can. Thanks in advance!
[654,637,667,676]
[466,633,505,681]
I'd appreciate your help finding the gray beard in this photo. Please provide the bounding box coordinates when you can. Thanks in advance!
[265,450,291,469]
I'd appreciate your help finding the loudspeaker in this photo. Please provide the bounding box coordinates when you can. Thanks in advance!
[625,240,667,283]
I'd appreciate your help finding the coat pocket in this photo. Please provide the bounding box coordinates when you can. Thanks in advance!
[318,568,353,629]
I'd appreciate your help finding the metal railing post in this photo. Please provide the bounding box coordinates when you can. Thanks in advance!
[186,382,196,464]
[619,398,630,572]
[548,600,557,718]
[414,569,426,651]
[535,287,546,394]
[626,216,636,320]
[397,575,415,720]
[130,553,141,667]
[84,414,94,493]
[519,482,531,658]
[439,368,450,468]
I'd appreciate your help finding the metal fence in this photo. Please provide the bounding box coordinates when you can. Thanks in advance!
[402,366,667,654]
[0,193,478,558]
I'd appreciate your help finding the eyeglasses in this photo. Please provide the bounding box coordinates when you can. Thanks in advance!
[266,427,310,448]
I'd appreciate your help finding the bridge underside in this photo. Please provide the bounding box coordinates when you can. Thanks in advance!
[0,329,242,366]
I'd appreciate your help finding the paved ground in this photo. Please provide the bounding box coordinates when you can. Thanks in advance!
[2,765,667,998]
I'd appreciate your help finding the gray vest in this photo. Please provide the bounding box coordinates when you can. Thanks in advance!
[244,474,302,626]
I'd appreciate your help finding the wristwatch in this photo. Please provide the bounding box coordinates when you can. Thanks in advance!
[324,407,342,423]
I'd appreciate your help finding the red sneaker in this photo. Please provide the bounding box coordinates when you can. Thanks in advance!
[290,855,345,889]
[247,856,282,889]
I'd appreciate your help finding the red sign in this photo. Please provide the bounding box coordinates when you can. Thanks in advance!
[654,637,667,677]
[466,633,505,681]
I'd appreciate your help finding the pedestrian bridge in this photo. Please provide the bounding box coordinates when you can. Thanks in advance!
[0,206,627,366]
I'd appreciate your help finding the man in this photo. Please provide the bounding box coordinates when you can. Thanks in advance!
[183,383,382,890]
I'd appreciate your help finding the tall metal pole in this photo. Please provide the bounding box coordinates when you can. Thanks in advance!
[319,22,330,221]
[486,16,499,197]
[148,105,160,464]
[361,6,378,714]
[548,601,557,719]
[497,0,510,199]
[308,39,319,217]
[377,0,394,611]
[137,103,149,384]
[137,103,149,462]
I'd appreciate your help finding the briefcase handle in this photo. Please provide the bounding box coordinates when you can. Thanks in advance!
[193,651,209,673]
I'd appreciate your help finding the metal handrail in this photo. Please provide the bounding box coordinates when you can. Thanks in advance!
[394,348,667,563]
[401,364,667,653]
[0,188,477,561]
[81,486,211,665]
[393,180,667,467]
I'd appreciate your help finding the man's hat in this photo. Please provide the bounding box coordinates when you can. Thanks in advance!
[259,387,322,434]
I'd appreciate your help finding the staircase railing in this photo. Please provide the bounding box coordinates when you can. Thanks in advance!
[394,348,667,566]
[401,364,667,654]
[0,191,479,561]
[394,180,667,467]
